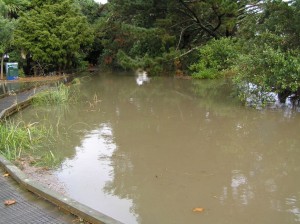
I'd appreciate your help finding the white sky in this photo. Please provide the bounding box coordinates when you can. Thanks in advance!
[94,0,107,4]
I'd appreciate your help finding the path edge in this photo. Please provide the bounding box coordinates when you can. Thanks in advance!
[0,155,124,224]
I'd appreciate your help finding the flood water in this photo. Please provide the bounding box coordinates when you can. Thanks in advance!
[14,72,300,224]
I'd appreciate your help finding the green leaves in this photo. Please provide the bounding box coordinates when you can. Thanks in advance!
[13,0,94,72]
[232,0,300,105]
[0,17,15,53]
[233,44,300,105]
[190,37,239,79]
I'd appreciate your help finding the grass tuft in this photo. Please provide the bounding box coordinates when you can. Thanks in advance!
[0,120,48,161]
[32,83,76,105]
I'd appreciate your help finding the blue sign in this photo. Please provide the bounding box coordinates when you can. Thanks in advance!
[5,63,19,80]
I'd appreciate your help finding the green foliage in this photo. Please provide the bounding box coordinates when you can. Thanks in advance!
[117,50,163,75]
[0,0,29,19]
[32,150,59,167]
[191,68,219,79]
[0,119,61,167]
[94,0,256,74]
[190,38,239,79]
[109,0,161,28]
[233,0,300,105]
[32,84,72,105]
[0,16,15,54]
[0,16,15,79]
[96,9,178,73]
[13,0,94,72]
[238,0,300,51]
[18,68,25,77]
[233,45,300,104]
[75,0,104,22]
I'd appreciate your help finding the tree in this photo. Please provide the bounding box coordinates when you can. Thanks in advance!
[0,0,29,19]
[166,0,259,49]
[75,0,104,23]
[96,0,178,74]
[95,0,263,74]
[190,37,239,79]
[108,0,168,28]
[233,0,300,105]
[0,17,15,79]
[13,0,94,75]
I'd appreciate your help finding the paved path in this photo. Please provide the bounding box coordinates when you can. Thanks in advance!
[0,86,49,119]
[0,166,78,224]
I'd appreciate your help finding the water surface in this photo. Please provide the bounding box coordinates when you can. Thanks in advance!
[15,72,300,224]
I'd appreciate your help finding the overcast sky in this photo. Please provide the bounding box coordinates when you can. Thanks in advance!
[94,0,107,4]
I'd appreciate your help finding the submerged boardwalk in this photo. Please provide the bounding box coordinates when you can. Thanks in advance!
[0,167,75,224]
[0,86,48,119]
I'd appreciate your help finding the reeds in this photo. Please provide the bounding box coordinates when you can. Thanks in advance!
[0,81,81,167]
[0,120,47,161]
[32,84,71,105]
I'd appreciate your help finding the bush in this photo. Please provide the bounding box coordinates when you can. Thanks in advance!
[190,37,239,79]
[233,44,300,105]
[191,68,219,79]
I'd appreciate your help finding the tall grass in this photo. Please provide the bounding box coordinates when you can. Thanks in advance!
[0,120,48,161]
[0,121,55,166]
[32,82,81,106]
[32,83,73,105]
[0,81,81,167]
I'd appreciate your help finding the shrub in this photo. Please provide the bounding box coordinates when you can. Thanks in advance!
[190,37,239,79]
[233,44,300,105]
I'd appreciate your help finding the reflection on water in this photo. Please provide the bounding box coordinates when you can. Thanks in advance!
[135,70,150,86]
[54,123,137,224]
[13,72,300,224]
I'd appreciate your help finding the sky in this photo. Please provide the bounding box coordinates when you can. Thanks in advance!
[94,0,107,4]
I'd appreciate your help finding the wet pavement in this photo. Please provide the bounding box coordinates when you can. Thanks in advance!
[0,166,78,224]
[0,86,49,119]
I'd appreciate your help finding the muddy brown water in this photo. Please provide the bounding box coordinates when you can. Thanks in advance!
[13,72,300,224]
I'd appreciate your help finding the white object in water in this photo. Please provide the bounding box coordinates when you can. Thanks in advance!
[136,70,150,86]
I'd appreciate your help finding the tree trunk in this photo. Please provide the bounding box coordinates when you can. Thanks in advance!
[1,55,4,80]
[2,82,6,94]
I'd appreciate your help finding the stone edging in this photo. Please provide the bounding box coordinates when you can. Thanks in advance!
[0,155,123,224]
[0,98,32,120]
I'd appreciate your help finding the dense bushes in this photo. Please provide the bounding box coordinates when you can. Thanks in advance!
[190,38,239,79]
[233,45,300,104]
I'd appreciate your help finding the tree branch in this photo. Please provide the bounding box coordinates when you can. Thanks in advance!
[176,24,196,50]
[177,0,220,38]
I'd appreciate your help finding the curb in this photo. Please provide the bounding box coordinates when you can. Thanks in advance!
[0,85,50,120]
[0,98,32,120]
[0,156,123,224]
